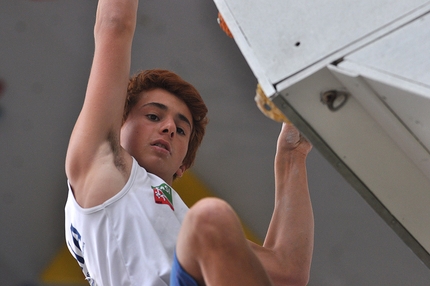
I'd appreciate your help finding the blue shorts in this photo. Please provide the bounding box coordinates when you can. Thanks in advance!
[170,251,199,286]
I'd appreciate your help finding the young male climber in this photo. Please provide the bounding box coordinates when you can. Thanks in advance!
[64,0,314,285]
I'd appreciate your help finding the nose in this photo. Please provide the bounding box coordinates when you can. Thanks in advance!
[161,118,175,138]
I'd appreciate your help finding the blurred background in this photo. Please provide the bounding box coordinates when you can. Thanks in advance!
[0,0,429,285]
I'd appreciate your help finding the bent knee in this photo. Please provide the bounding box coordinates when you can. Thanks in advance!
[187,198,236,226]
[183,198,242,241]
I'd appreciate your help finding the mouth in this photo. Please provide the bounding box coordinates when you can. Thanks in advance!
[151,140,171,153]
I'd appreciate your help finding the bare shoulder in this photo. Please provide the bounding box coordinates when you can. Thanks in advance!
[66,141,133,208]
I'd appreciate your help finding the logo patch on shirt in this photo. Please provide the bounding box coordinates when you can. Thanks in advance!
[152,183,174,210]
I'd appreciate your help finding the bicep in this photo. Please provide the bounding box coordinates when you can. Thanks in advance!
[67,9,136,152]
[248,241,284,284]
[69,27,133,152]
[248,240,305,286]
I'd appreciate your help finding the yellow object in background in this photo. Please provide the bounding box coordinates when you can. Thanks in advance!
[40,245,87,285]
[173,171,262,245]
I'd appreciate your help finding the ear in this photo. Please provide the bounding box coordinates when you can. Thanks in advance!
[175,164,187,178]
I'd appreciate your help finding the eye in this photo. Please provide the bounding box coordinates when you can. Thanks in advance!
[177,127,185,136]
[146,114,159,121]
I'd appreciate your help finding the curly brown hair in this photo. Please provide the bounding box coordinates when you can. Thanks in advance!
[123,69,209,171]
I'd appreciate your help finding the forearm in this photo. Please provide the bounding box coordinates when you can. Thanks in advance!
[263,152,314,284]
[272,153,313,246]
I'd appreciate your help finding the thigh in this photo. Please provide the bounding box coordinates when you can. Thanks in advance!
[175,198,272,286]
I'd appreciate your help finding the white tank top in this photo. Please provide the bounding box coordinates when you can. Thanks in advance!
[65,157,189,286]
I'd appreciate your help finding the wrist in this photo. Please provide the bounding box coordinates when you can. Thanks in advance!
[275,148,309,161]
[275,151,307,172]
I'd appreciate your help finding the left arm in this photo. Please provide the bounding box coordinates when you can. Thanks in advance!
[250,123,314,286]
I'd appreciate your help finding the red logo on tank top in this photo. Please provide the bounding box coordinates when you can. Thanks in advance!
[152,183,174,210]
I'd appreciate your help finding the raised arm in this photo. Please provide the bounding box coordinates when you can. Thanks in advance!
[250,123,314,286]
[65,0,138,208]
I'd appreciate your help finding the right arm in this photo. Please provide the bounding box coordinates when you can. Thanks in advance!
[249,123,314,285]
[65,0,138,208]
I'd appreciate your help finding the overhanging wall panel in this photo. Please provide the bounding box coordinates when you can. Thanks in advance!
[214,0,430,267]
[216,0,430,86]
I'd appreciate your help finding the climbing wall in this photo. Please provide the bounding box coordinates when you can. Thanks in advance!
[214,0,430,267]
